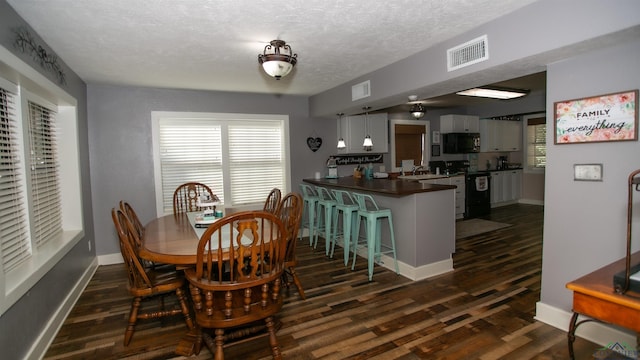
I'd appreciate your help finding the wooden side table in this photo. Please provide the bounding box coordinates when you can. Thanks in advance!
[566,251,640,359]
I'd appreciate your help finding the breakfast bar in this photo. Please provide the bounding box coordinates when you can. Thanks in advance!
[304,176,456,281]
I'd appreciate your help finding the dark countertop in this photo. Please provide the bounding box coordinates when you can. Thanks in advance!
[303,176,455,197]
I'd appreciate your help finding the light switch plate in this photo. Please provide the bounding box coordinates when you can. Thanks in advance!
[574,164,603,181]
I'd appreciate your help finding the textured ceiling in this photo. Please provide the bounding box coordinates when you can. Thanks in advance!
[7,0,540,99]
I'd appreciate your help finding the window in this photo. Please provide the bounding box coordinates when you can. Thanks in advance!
[152,112,289,216]
[0,52,83,316]
[526,115,546,170]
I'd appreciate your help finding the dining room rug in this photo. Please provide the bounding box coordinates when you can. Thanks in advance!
[456,218,512,239]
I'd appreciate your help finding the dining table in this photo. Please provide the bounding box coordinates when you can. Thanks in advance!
[139,209,284,356]
[140,212,206,266]
[140,209,278,266]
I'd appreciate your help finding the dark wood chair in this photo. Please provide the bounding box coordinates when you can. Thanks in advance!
[263,188,282,214]
[276,192,305,299]
[111,208,194,346]
[184,211,287,359]
[173,182,216,215]
[119,200,175,270]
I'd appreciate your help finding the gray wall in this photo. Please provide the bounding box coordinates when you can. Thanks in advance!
[3,0,640,357]
[0,1,95,358]
[87,85,335,256]
[540,40,640,310]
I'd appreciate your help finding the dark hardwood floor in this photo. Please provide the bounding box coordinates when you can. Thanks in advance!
[44,204,604,359]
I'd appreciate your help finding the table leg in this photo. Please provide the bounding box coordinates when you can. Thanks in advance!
[568,311,579,360]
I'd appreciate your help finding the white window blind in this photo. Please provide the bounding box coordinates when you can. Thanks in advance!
[229,122,284,205]
[155,113,287,213]
[158,119,223,214]
[0,86,31,272]
[28,101,62,247]
[527,121,546,169]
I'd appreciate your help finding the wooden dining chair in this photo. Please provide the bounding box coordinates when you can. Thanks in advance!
[119,200,175,270]
[173,182,215,215]
[111,208,194,346]
[184,211,287,359]
[276,192,305,299]
[263,187,282,214]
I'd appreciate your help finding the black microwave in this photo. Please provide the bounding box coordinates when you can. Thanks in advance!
[442,133,480,153]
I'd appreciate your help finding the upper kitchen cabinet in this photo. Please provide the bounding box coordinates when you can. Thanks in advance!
[440,114,480,133]
[480,119,522,152]
[338,113,388,154]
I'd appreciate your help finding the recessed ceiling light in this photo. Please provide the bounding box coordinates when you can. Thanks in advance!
[456,87,529,100]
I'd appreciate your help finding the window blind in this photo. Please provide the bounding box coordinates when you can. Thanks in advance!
[527,123,546,168]
[0,86,31,272]
[156,115,286,212]
[28,101,62,247]
[228,122,284,205]
[158,118,223,214]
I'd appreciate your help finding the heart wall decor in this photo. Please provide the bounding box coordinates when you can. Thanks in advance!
[306,137,322,152]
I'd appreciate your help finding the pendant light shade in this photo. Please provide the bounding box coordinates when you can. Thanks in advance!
[258,40,298,79]
[362,106,373,151]
[336,113,346,149]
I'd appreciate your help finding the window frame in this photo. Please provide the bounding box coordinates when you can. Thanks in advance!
[523,112,546,174]
[151,111,290,217]
[0,46,84,316]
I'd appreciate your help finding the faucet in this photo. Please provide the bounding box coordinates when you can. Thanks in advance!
[412,166,425,175]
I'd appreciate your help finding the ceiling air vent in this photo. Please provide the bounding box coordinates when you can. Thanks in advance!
[447,35,489,72]
[352,80,371,101]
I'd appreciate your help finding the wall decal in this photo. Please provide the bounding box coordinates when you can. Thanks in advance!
[13,27,66,85]
[306,137,322,152]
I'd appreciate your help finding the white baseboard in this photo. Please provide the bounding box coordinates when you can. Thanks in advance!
[518,199,544,206]
[535,301,636,349]
[353,246,453,281]
[99,252,124,265]
[27,257,99,360]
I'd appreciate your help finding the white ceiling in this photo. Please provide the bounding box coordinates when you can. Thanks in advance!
[7,0,540,99]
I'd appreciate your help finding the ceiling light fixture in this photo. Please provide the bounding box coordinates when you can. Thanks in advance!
[456,87,529,100]
[258,40,298,80]
[362,106,373,151]
[410,103,426,119]
[408,95,426,119]
[336,113,346,149]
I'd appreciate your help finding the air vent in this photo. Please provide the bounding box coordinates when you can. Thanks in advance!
[352,80,371,101]
[447,35,489,72]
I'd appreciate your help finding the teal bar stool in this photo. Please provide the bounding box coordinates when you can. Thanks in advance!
[299,184,319,246]
[313,186,337,256]
[352,192,399,281]
[331,189,359,265]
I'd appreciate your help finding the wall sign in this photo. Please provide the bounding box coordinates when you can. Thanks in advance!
[306,137,322,152]
[331,154,383,165]
[554,90,638,144]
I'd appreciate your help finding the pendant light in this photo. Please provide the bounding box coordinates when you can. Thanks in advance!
[362,106,373,151]
[336,113,346,149]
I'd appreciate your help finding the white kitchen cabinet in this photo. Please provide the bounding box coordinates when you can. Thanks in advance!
[480,120,522,152]
[338,113,388,154]
[420,175,465,219]
[440,114,479,133]
[490,170,522,207]
[490,171,503,205]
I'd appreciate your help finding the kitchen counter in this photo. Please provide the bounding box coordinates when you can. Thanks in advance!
[303,176,456,281]
[303,176,455,195]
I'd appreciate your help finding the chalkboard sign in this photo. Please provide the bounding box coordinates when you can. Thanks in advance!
[329,154,383,165]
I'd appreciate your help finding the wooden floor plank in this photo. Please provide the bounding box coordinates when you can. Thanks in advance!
[44,204,607,359]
